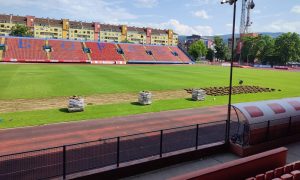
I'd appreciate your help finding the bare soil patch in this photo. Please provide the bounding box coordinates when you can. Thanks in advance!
[0,90,190,113]
[0,85,277,113]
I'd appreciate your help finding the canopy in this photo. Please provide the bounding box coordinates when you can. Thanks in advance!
[232,97,300,125]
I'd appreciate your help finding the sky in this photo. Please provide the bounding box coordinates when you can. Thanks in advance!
[1,0,300,36]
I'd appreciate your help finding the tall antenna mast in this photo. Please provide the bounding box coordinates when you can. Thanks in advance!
[239,0,247,35]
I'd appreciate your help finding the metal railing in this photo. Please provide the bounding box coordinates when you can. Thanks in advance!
[3,115,297,180]
[0,120,228,180]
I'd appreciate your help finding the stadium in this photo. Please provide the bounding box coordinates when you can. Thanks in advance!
[0,0,300,180]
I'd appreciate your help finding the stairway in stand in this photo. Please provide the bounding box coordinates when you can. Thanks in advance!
[82,42,91,62]
[116,44,127,63]
[45,40,51,60]
[167,46,183,63]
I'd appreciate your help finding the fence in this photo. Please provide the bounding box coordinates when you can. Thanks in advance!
[4,115,299,180]
[0,120,231,180]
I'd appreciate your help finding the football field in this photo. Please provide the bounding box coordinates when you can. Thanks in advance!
[0,64,299,128]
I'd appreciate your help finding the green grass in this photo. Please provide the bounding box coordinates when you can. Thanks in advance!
[0,93,289,129]
[0,64,231,99]
[0,64,299,129]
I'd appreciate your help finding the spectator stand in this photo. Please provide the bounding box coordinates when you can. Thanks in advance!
[3,36,48,62]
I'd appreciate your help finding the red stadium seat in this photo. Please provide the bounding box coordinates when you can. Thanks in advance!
[281,173,293,180]
[86,42,124,62]
[274,167,284,178]
[284,164,294,174]
[49,40,88,62]
[255,173,265,180]
[290,170,300,180]
[245,177,256,180]
[145,45,179,62]
[265,170,274,180]
[294,162,300,170]
[119,43,154,62]
[169,46,191,63]
[4,37,47,62]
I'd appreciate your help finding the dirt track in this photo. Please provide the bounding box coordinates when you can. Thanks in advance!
[0,90,190,113]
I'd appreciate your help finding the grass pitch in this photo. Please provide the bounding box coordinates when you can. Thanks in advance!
[0,64,299,129]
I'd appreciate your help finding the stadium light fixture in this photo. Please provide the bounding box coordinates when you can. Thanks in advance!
[221,0,237,143]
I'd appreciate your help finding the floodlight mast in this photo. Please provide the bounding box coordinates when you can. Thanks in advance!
[220,0,237,143]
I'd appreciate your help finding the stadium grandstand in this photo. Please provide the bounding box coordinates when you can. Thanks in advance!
[0,36,192,64]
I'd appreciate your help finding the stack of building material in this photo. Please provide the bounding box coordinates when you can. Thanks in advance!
[138,91,152,105]
[68,96,84,112]
[192,89,206,101]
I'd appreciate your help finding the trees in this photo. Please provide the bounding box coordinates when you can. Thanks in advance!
[255,35,275,64]
[275,32,300,65]
[214,36,227,61]
[10,24,33,37]
[240,36,257,63]
[188,40,207,61]
[238,32,300,65]
[241,35,275,64]
[206,48,215,61]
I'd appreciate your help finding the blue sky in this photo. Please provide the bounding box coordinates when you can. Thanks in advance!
[1,0,300,36]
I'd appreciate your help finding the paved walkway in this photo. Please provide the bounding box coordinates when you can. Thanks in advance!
[124,141,300,180]
[0,106,231,156]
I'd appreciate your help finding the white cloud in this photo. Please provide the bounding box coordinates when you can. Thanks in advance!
[134,0,158,8]
[259,20,300,33]
[193,10,211,19]
[291,5,300,14]
[185,0,218,7]
[160,19,213,36]
[0,0,214,36]
[119,19,213,36]
[0,0,137,23]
